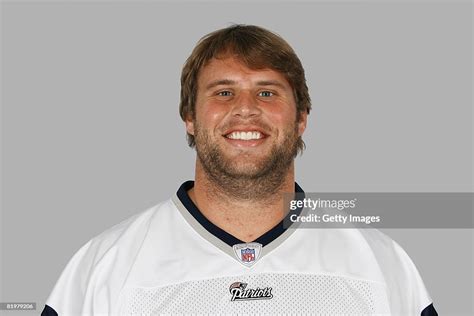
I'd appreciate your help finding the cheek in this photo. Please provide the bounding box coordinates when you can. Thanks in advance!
[264,106,297,128]
[196,102,228,127]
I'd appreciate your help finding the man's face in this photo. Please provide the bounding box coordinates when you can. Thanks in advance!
[186,56,307,180]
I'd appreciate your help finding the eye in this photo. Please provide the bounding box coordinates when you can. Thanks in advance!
[258,91,274,97]
[217,90,233,97]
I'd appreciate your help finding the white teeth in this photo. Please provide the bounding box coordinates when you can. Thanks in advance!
[227,131,263,140]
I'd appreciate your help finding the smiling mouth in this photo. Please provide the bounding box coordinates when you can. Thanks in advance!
[225,131,265,140]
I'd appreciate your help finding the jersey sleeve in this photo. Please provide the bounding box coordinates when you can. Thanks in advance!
[359,228,438,315]
[41,240,95,315]
[41,207,157,315]
[388,239,437,315]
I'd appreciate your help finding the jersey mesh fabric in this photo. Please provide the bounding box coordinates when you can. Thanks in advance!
[119,273,390,314]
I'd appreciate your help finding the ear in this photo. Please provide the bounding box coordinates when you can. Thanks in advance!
[185,115,195,136]
[297,111,308,137]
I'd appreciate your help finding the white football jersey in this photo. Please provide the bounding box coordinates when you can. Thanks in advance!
[42,182,437,315]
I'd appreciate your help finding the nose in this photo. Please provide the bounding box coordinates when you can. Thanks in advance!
[231,91,262,118]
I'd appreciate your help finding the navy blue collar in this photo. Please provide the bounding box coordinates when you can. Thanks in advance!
[176,181,305,247]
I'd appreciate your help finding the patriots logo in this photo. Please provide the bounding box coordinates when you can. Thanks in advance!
[229,281,273,302]
[229,281,247,292]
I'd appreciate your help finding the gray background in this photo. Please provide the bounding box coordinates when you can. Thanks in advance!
[1,0,473,315]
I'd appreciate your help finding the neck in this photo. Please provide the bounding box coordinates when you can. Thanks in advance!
[188,160,296,242]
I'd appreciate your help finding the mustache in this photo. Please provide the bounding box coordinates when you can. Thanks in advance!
[219,118,273,134]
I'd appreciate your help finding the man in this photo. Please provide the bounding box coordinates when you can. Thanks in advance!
[42,25,437,315]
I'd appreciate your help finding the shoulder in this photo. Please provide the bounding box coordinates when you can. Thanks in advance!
[358,229,434,315]
[357,228,426,279]
[44,199,175,314]
[72,198,180,272]
[86,202,162,259]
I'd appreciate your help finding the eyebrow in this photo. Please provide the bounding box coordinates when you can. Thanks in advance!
[205,79,237,90]
[255,80,287,89]
[204,79,287,90]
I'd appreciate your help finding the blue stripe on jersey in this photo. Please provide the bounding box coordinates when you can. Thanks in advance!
[421,303,438,316]
[41,305,58,316]
[176,181,304,247]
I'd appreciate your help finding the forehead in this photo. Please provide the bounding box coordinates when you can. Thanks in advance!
[197,56,292,88]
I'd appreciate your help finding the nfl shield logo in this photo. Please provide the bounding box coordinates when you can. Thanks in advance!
[241,248,255,262]
[233,242,262,267]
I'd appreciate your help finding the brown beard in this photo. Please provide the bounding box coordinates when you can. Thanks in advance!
[193,121,299,201]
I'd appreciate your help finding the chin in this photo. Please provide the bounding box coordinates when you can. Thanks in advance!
[222,160,270,177]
